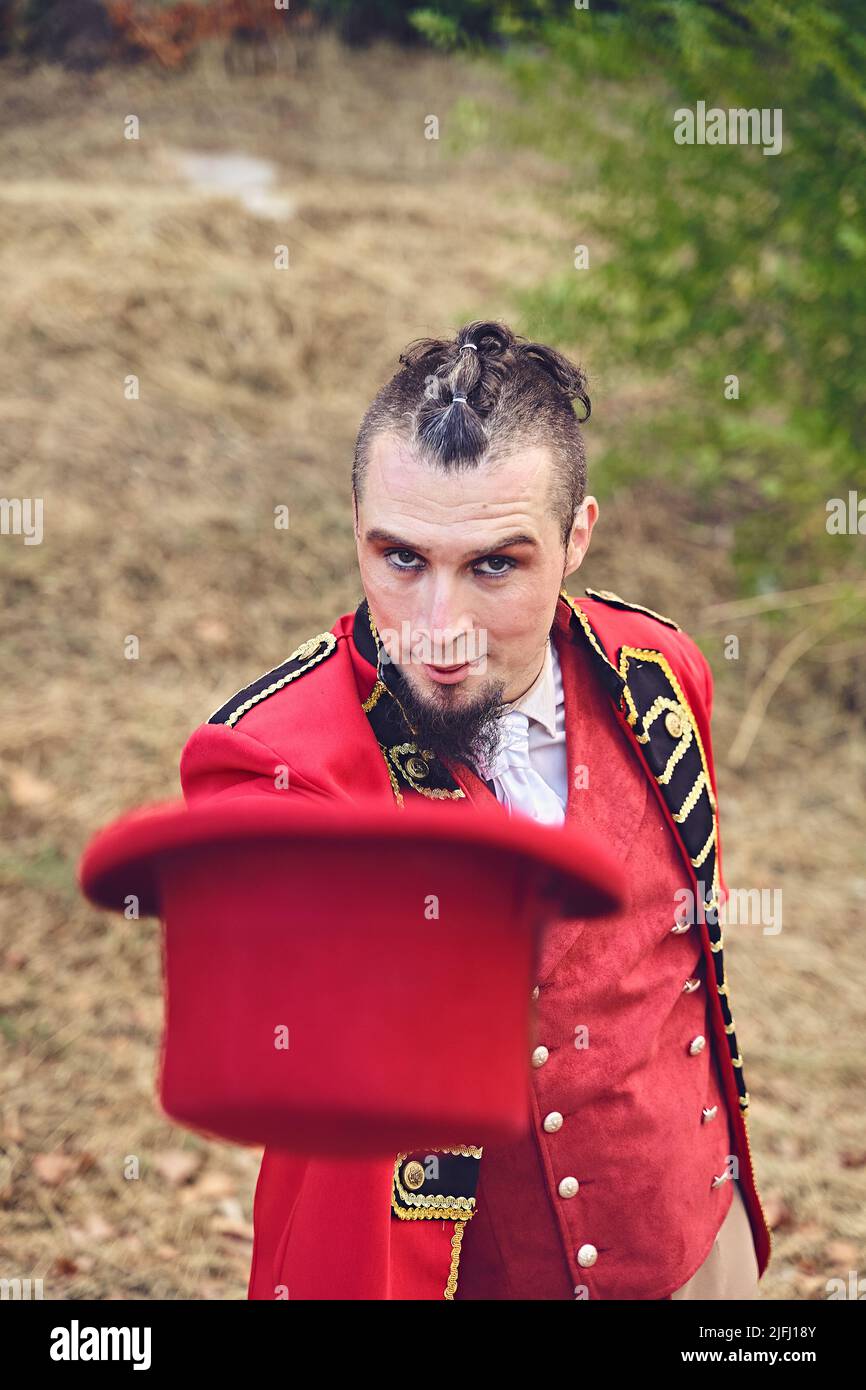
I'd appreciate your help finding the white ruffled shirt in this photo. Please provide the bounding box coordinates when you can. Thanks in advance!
[480,638,568,826]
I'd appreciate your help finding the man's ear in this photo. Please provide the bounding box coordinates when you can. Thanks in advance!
[563,496,599,581]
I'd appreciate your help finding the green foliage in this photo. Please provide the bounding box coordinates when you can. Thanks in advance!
[306,0,574,47]
[477,0,866,596]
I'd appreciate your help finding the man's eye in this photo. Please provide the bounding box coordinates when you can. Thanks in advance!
[474,556,516,577]
[385,549,423,571]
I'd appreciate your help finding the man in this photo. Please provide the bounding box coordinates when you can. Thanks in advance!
[180,319,772,1300]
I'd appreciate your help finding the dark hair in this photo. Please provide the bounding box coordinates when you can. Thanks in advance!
[352,320,591,545]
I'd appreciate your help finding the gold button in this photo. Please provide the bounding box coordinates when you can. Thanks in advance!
[665,709,685,739]
[403,1160,426,1191]
[406,755,429,780]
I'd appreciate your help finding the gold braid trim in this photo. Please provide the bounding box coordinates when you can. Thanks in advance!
[617,645,720,911]
[691,822,716,868]
[378,743,404,808]
[659,729,692,785]
[559,590,622,681]
[584,587,682,631]
[444,1221,467,1300]
[674,770,708,824]
[362,679,387,713]
[220,633,337,728]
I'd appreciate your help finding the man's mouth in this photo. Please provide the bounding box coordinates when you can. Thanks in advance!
[422,660,472,685]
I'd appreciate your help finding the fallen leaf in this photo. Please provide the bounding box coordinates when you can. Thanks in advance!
[153,1150,200,1185]
[210,1217,253,1242]
[191,1171,237,1200]
[33,1152,79,1186]
[7,767,55,806]
[82,1212,116,1242]
[196,618,229,645]
[825,1240,860,1265]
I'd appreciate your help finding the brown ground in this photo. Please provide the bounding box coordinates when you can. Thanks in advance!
[0,32,863,1300]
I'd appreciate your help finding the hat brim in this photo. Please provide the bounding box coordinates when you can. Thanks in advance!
[79,794,624,922]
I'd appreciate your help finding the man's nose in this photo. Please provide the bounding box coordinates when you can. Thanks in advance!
[416,594,474,662]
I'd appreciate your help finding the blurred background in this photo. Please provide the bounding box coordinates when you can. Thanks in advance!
[0,0,864,1299]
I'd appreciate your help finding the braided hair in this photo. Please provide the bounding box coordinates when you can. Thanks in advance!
[353,319,592,544]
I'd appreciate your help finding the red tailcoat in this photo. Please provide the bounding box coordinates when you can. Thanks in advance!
[179,590,773,1299]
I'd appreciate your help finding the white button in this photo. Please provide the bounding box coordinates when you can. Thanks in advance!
[531,985,540,1001]
[558,1176,579,1198]
[543,1111,564,1133]
[702,1105,718,1123]
[682,977,701,993]
[712,1171,731,1188]
[688,1034,706,1055]
[531,1045,549,1068]
[670,920,691,934]
[576,1243,597,1267]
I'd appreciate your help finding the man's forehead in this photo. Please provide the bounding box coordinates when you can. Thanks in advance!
[362,432,556,516]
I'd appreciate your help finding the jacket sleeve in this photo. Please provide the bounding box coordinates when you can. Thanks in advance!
[179,721,330,807]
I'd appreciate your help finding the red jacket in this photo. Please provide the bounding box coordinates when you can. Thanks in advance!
[179,589,773,1299]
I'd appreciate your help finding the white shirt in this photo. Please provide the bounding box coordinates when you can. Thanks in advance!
[481,638,568,825]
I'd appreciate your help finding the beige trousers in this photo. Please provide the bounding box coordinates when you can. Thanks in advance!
[670,1182,760,1300]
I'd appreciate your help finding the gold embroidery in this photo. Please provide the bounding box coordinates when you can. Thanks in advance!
[391,1155,477,1216]
[387,743,466,801]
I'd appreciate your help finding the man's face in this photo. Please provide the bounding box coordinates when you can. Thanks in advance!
[354,432,597,771]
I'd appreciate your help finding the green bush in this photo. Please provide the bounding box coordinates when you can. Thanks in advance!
[460,0,866,601]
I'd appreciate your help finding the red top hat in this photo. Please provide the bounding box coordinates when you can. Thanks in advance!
[79,796,624,1155]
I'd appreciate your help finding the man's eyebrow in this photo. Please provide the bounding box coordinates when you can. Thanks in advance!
[364,528,538,560]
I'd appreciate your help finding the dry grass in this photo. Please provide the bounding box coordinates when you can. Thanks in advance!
[0,33,863,1300]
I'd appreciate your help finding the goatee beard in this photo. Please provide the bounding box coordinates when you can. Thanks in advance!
[390,667,507,779]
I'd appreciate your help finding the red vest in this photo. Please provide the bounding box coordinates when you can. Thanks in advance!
[179,591,773,1299]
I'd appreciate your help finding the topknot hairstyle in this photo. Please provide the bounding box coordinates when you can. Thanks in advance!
[352,320,591,545]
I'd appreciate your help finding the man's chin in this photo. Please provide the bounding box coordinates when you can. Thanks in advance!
[393,665,506,772]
